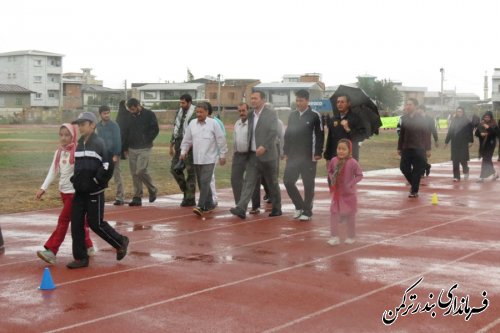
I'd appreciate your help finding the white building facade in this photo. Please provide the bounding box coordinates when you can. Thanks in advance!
[0,50,63,107]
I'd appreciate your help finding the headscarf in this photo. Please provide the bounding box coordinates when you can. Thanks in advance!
[482,111,497,127]
[54,123,77,172]
[330,138,353,195]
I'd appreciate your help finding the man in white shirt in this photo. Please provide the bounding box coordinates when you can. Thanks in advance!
[180,102,228,216]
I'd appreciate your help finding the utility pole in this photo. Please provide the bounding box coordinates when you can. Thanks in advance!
[217,74,222,115]
[440,68,444,118]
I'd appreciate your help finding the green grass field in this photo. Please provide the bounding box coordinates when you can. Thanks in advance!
[0,125,467,214]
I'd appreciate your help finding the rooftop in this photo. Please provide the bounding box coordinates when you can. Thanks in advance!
[0,84,34,93]
[0,50,64,57]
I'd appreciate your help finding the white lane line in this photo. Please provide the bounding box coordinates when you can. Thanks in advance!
[476,317,500,333]
[263,249,487,332]
[43,208,497,332]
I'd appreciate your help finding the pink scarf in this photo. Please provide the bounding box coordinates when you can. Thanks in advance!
[54,123,77,172]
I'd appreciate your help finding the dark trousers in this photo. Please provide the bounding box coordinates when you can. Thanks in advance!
[452,159,469,180]
[237,153,281,212]
[480,149,496,179]
[170,142,196,200]
[283,158,317,217]
[71,192,125,260]
[231,153,249,204]
[252,146,280,208]
[194,164,215,210]
[400,149,426,194]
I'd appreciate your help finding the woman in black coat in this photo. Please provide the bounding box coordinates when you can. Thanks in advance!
[474,111,499,182]
[444,107,473,181]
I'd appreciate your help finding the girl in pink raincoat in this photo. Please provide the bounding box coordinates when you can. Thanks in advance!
[327,139,363,245]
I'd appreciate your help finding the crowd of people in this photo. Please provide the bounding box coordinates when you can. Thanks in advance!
[34,91,500,268]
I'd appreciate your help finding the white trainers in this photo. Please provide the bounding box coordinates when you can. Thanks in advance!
[464,173,469,180]
[37,249,56,265]
[87,247,96,257]
[293,210,303,219]
[344,238,356,244]
[299,214,311,221]
[327,237,340,246]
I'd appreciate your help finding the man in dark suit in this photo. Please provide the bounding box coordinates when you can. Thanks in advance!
[230,91,282,219]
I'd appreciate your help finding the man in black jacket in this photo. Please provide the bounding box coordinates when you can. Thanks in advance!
[122,98,159,206]
[67,112,129,268]
[283,89,323,221]
[323,94,366,161]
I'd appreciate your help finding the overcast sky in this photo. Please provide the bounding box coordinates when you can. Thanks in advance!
[2,0,498,97]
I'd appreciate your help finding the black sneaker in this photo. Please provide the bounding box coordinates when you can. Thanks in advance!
[425,165,431,177]
[149,192,157,203]
[181,198,196,207]
[249,208,260,214]
[193,207,203,216]
[230,207,246,219]
[113,200,124,206]
[67,258,89,269]
[269,210,282,217]
[129,198,142,206]
[116,236,129,261]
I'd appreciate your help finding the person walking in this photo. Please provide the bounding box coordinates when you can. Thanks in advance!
[96,105,124,205]
[283,89,324,221]
[327,139,363,245]
[35,123,94,264]
[324,94,366,161]
[397,98,431,198]
[475,111,499,182]
[170,94,197,207]
[417,105,439,177]
[180,102,227,216]
[122,98,159,206]
[230,91,282,219]
[67,112,129,269]
[444,107,473,181]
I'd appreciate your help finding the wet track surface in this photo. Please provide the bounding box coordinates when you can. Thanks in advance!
[0,160,499,332]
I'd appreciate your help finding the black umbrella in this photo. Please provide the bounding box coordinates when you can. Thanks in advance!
[329,85,382,139]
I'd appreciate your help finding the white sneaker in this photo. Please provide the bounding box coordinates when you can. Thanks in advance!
[87,247,96,257]
[344,238,356,244]
[299,214,311,221]
[464,173,469,180]
[37,249,56,265]
[327,237,340,246]
[293,210,303,219]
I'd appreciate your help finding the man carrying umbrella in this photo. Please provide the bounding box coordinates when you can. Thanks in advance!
[324,94,366,161]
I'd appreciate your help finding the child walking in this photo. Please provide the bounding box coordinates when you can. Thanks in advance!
[36,123,95,264]
[67,112,129,269]
[327,139,363,246]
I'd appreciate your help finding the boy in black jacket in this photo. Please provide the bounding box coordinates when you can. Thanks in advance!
[67,112,129,269]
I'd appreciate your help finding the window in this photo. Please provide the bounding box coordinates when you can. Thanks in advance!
[143,91,157,99]
[34,76,42,83]
[34,59,42,66]
[209,92,217,99]
[8,74,11,79]
[35,93,42,99]
[49,92,55,98]
[15,98,22,106]
[13,73,16,79]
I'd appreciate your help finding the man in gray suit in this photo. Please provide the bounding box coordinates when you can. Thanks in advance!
[230,91,282,219]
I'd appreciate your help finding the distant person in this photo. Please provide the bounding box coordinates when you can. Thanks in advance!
[170,94,197,207]
[397,98,431,198]
[35,123,94,265]
[230,91,282,219]
[115,100,130,160]
[96,105,124,205]
[324,94,366,161]
[283,89,324,221]
[327,139,363,245]
[67,112,129,269]
[122,98,159,206]
[417,105,438,177]
[180,102,227,216]
[497,118,500,162]
[444,107,473,181]
[475,111,499,182]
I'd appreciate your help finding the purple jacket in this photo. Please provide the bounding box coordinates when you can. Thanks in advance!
[328,157,363,214]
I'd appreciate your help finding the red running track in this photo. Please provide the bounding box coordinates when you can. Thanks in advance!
[0,160,499,332]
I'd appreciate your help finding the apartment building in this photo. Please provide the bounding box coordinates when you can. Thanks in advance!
[0,50,63,108]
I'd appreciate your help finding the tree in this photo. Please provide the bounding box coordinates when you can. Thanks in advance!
[357,78,401,114]
[187,68,194,82]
